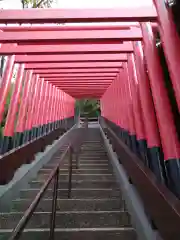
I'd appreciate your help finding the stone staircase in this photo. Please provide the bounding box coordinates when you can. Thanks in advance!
[0,129,137,239]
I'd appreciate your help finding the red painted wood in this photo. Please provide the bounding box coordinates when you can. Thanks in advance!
[50,83,111,85]
[48,85,55,124]
[153,0,180,111]
[4,64,25,136]
[0,29,142,44]
[0,43,133,55]
[34,78,44,127]
[0,25,133,32]
[33,69,119,74]
[27,74,39,130]
[44,78,114,81]
[45,83,53,125]
[141,22,180,160]
[39,81,48,126]
[133,41,161,148]
[52,88,58,123]
[0,55,15,124]
[25,62,122,69]
[0,7,157,24]
[15,54,127,63]
[127,54,146,141]
[39,73,117,78]
[24,74,36,130]
[16,70,33,132]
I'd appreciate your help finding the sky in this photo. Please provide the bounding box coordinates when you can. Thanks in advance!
[0,0,153,9]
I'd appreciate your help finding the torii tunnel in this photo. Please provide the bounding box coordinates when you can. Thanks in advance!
[1,1,180,239]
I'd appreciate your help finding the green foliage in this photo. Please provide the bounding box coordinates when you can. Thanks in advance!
[21,0,54,8]
[76,99,100,118]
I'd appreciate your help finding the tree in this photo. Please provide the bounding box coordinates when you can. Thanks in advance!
[76,99,100,118]
[21,0,54,8]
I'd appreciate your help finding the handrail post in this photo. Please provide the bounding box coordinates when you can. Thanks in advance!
[49,168,59,240]
[68,146,73,199]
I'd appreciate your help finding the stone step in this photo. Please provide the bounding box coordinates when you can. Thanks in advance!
[78,157,108,160]
[79,155,108,158]
[10,198,124,212]
[39,168,112,175]
[50,158,109,164]
[36,173,115,181]
[19,188,121,199]
[0,228,137,240]
[0,211,131,229]
[29,180,118,189]
[44,163,110,169]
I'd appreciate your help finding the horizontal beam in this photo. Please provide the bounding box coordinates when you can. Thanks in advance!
[57,87,108,89]
[38,73,117,77]
[33,69,119,73]
[49,82,112,84]
[60,87,107,89]
[15,54,127,63]
[0,43,133,55]
[43,79,113,82]
[0,25,132,32]
[43,76,115,80]
[25,62,122,69]
[50,84,111,86]
[0,29,142,43]
[0,8,157,24]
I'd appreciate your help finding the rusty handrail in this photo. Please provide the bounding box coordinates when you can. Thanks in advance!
[8,145,70,240]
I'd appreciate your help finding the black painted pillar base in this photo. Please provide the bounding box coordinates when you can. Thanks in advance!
[147,147,167,184]
[14,132,24,148]
[137,139,149,166]
[122,130,130,146]
[129,134,138,154]
[23,130,32,143]
[0,136,14,154]
[165,159,180,198]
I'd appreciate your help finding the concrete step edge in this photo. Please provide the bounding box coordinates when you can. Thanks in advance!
[1,210,127,215]
[0,227,135,233]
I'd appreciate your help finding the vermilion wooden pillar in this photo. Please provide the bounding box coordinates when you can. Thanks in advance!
[2,64,25,153]
[118,69,131,146]
[123,65,137,153]
[153,0,180,111]
[141,22,180,197]
[127,57,148,164]
[16,70,33,146]
[0,55,15,125]
[33,78,44,137]
[133,41,167,182]
[24,74,38,142]
[28,74,39,139]
[39,81,48,135]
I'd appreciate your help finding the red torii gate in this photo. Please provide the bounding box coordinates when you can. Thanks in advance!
[0,3,180,238]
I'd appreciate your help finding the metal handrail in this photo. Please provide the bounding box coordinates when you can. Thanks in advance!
[8,145,71,240]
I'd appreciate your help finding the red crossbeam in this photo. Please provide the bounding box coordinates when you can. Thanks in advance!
[25,62,122,69]
[15,54,127,63]
[0,43,133,55]
[42,77,115,80]
[33,69,119,73]
[38,73,117,77]
[0,29,142,44]
[48,82,112,85]
[0,25,132,32]
[0,8,157,24]
[46,80,113,84]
